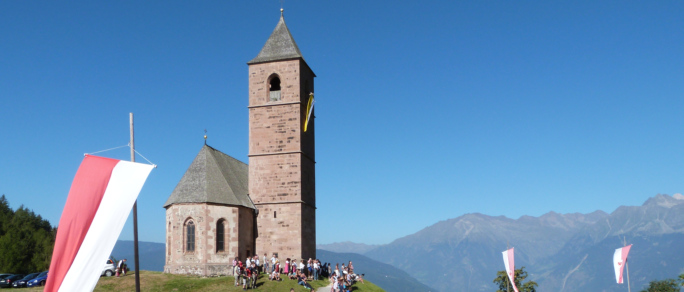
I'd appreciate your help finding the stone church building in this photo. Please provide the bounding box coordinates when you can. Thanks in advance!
[163,11,316,276]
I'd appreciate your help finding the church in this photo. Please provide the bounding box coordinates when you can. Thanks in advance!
[163,11,317,276]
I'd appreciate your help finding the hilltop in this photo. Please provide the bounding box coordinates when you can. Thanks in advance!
[23,271,385,292]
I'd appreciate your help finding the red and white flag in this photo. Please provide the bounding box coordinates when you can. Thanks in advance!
[613,244,632,284]
[502,247,519,292]
[45,155,154,292]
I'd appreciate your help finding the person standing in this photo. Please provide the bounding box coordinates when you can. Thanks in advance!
[234,261,242,287]
[254,256,260,274]
[270,254,277,273]
[332,276,340,292]
[316,259,321,280]
[284,258,290,276]
[250,262,258,289]
[262,253,267,274]
[116,259,127,277]
[243,262,251,290]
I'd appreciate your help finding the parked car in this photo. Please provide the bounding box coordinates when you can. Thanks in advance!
[12,272,40,288]
[102,257,117,277]
[0,274,12,280]
[0,274,25,288]
[26,271,48,287]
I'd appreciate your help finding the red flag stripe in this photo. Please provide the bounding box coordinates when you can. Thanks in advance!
[45,155,120,292]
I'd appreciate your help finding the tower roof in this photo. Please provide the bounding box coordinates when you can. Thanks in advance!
[247,13,305,65]
[163,145,255,209]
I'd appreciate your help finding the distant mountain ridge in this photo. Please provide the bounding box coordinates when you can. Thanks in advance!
[316,241,379,254]
[119,194,684,291]
[111,240,165,272]
[325,194,684,292]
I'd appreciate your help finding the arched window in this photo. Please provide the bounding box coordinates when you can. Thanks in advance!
[269,75,281,101]
[185,220,195,253]
[216,219,225,253]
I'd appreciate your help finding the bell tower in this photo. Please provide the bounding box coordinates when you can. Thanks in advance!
[247,10,316,261]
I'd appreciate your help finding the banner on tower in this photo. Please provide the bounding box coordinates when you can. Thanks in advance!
[45,155,153,292]
[304,93,315,132]
[502,247,519,292]
[613,244,632,284]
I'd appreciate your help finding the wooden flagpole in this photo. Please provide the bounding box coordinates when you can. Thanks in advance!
[130,113,141,292]
[506,241,510,292]
[623,237,631,292]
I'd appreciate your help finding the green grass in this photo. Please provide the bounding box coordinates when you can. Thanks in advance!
[23,271,385,292]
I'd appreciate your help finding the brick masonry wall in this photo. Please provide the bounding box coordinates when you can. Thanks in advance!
[249,104,301,155]
[249,60,302,106]
[249,154,302,204]
[164,203,254,276]
[248,58,316,261]
[255,202,302,261]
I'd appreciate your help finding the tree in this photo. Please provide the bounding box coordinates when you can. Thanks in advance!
[640,279,680,292]
[0,199,55,273]
[493,266,538,292]
[0,195,12,235]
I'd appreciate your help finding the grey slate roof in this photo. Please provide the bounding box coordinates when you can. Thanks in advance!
[247,14,304,65]
[163,145,255,209]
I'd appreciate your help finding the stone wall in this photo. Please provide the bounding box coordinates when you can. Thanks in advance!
[164,203,254,276]
[248,58,316,261]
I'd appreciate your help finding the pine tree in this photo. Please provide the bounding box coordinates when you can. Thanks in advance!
[493,266,538,292]
[0,197,55,273]
[640,279,680,292]
[0,195,12,235]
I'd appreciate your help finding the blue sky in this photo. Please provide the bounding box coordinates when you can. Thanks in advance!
[1,1,683,245]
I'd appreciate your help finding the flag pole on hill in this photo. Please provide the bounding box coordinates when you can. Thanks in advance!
[623,237,631,292]
[506,241,510,292]
[130,113,141,292]
[613,238,632,292]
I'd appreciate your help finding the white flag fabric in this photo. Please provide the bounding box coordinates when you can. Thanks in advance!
[45,155,154,292]
[613,244,632,284]
[502,247,519,292]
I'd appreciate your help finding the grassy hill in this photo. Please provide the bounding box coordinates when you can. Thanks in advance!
[24,271,385,292]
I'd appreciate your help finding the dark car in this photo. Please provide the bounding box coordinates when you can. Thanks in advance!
[12,272,40,288]
[26,271,48,288]
[0,274,12,280]
[0,274,26,288]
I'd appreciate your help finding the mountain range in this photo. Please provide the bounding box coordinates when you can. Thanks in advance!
[112,194,684,292]
[317,194,684,292]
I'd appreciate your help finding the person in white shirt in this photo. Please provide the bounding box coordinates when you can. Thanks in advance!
[262,253,268,274]
[298,259,305,278]
[332,276,340,292]
[312,260,319,280]
[116,259,127,277]
[271,254,277,273]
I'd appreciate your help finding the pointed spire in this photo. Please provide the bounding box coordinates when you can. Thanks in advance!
[248,11,304,64]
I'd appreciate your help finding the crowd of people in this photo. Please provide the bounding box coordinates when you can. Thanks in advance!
[327,261,364,292]
[231,253,364,292]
